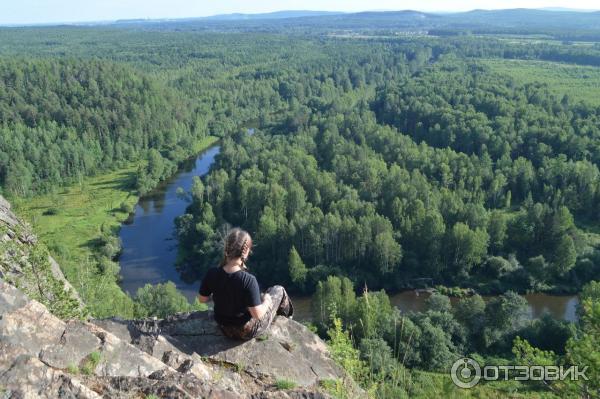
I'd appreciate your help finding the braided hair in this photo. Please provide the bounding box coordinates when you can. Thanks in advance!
[219,227,252,269]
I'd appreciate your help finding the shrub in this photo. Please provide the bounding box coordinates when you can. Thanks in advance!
[359,338,395,376]
[43,207,60,216]
[327,318,368,386]
[134,281,202,318]
[100,235,122,259]
[98,257,120,278]
[120,201,134,214]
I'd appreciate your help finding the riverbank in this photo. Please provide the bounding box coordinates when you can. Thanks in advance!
[11,136,218,318]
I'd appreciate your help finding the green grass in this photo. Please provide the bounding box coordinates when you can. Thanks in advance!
[13,164,139,317]
[234,362,246,373]
[80,351,102,375]
[12,136,218,318]
[275,379,297,390]
[66,364,79,374]
[13,165,138,276]
[318,379,338,390]
[479,58,600,106]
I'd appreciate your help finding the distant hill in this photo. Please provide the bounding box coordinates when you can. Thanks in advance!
[200,10,344,20]
[540,7,600,12]
[443,8,600,30]
[28,8,600,40]
[113,10,343,24]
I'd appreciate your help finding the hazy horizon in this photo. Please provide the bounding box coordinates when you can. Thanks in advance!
[2,1,600,26]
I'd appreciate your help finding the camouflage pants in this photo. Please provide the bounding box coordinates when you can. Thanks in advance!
[219,285,294,341]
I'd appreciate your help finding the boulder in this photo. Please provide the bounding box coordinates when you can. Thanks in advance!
[0,281,66,356]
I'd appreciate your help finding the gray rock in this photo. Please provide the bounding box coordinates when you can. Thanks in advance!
[0,281,66,355]
[79,369,240,399]
[39,322,101,370]
[0,278,31,314]
[0,281,348,398]
[84,322,171,378]
[94,311,345,388]
[0,355,101,399]
[251,391,330,399]
[0,196,19,227]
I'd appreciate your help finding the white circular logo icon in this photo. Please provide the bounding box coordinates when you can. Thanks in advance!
[451,357,482,388]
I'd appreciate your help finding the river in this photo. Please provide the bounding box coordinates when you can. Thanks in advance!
[118,144,579,323]
[291,291,579,322]
[118,144,220,300]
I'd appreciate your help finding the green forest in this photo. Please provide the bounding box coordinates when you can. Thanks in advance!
[1,10,600,398]
[176,54,600,296]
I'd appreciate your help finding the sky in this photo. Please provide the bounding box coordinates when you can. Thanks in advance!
[2,0,600,25]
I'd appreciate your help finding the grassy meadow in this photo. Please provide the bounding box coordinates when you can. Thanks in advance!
[12,136,218,317]
[480,58,600,106]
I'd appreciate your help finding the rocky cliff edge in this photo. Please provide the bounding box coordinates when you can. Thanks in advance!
[0,279,359,398]
[0,194,362,398]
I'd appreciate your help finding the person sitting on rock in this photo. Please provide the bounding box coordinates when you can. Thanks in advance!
[198,227,293,340]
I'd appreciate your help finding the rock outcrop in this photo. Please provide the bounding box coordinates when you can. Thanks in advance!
[0,280,357,398]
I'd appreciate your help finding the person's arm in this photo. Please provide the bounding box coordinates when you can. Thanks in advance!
[246,276,270,319]
[198,270,213,304]
[248,293,272,319]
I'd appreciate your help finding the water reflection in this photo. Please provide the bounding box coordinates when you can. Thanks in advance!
[525,293,578,321]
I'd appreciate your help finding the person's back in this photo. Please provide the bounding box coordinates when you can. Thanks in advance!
[200,267,261,326]
[198,227,293,340]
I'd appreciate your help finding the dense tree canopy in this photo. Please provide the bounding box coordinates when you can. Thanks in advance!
[0,59,209,195]
[176,53,600,295]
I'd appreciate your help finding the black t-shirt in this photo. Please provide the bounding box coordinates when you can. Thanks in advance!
[199,267,262,326]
